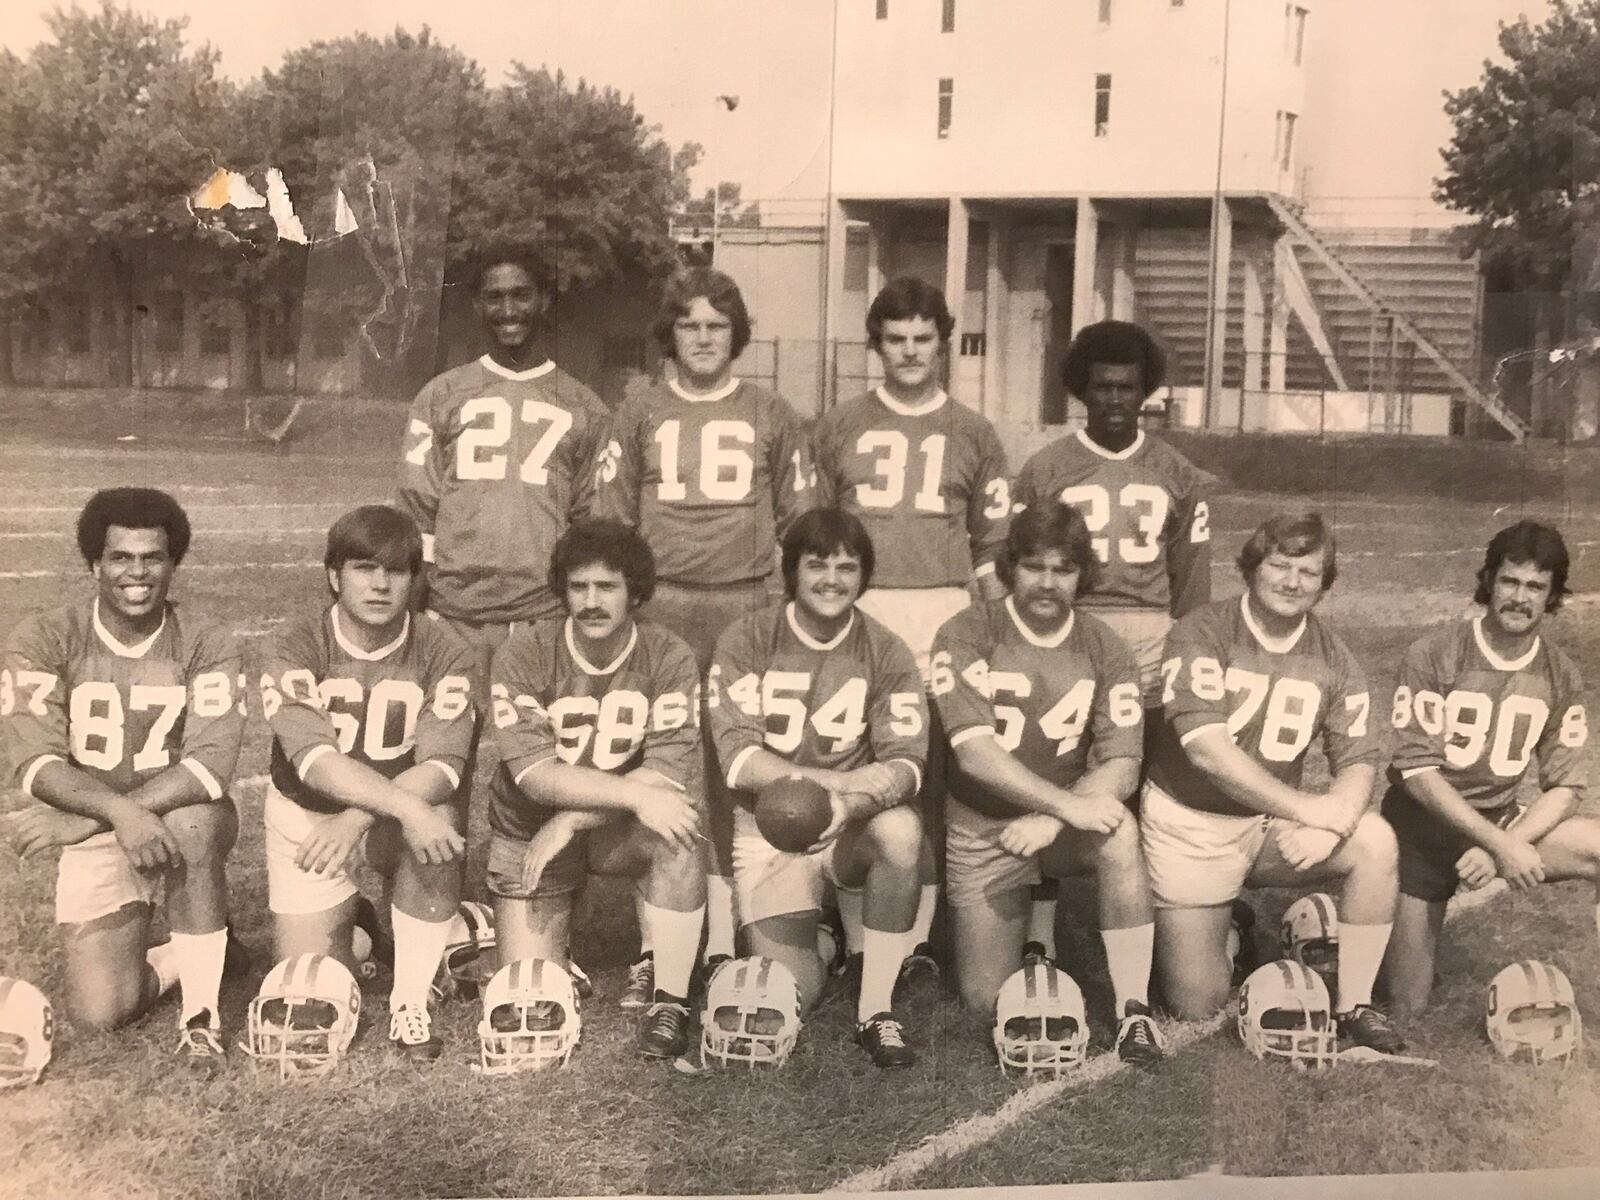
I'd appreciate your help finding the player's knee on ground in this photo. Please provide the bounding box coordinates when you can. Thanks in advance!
[1156,919,1231,1020]
[163,801,238,868]
[64,939,154,1030]
[1346,810,1399,872]
[864,805,922,870]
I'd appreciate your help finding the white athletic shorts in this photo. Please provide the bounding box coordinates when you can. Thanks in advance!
[731,805,845,924]
[264,784,365,916]
[55,831,162,925]
[944,797,1043,910]
[855,586,972,686]
[1139,779,1289,909]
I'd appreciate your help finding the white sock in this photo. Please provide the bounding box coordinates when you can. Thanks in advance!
[1027,897,1059,957]
[642,900,704,1001]
[170,929,226,1027]
[1335,921,1393,1012]
[636,887,654,956]
[858,927,917,1022]
[705,874,736,961]
[146,940,181,1000]
[838,887,865,956]
[390,906,454,1012]
[1101,923,1154,1012]
[910,884,939,947]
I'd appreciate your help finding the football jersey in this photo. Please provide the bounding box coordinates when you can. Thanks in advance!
[489,618,701,842]
[261,608,477,815]
[395,355,611,625]
[3,600,243,803]
[1012,429,1211,616]
[708,601,928,807]
[930,598,1145,820]
[594,377,816,586]
[1388,617,1588,810]
[812,388,1010,589]
[1147,594,1379,817]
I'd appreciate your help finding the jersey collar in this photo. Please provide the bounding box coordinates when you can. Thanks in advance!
[786,601,854,650]
[330,605,408,661]
[874,385,948,417]
[92,599,165,658]
[1005,596,1076,648]
[1471,615,1540,671]
[565,618,639,675]
[479,355,555,381]
[1075,428,1145,461]
[667,375,741,403]
[1239,592,1306,654]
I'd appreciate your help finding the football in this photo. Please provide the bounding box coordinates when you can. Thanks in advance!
[755,776,832,853]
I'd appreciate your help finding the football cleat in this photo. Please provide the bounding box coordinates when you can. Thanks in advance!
[1280,892,1338,982]
[1486,960,1581,1066]
[1237,960,1337,1069]
[0,976,53,1089]
[435,900,497,1002]
[1115,1000,1165,1066]
[992,961,1088,1077]
[1229,898,1262,988]
[856,1011,915,1069]
[638,997,692,1059]
[1336,1004,1406,1056]
[177,1010,227,1076]
[568,960,593,1001]
[388,1004,442,1062]
[620,953,655,1011]
[478,958,580,1075]
[700,956,802,1069]
[1020,940,1055,969]
[244,954,362,1080]
[897,941,941,988]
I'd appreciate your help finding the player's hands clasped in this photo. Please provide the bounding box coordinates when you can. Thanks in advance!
[1489,833,1545,890]
[998,811,1066,858]
[1453,845,1497,890]
[1059,791,1127,835]
[631,788,701,855]
[296,808,376,876]
[1277,824,1341,870]
[110,802,181,872]
[399,800,465,865]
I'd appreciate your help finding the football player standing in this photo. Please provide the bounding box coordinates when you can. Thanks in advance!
[2,489,244,1070]
[1379,521,1600,1018]
[488,520,706,1060]
[595,267,815,1000]
[811,276,1011,976]
[257,506,472,1060]
[1012,321,1211,962]
[1143,513,1404,1053]
[709,509,929,1067]
[929,502,1162,1063]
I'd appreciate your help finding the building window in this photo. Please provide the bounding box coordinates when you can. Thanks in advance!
[1094,74,1112,137]
[1098,0,1112,22]
[941,0,955,32]
[959,332,986,357]
[937,77,954,138]
[1285,4,1308,65]
[200,304,231,355]
[1275,110,1298,171]
[64,293,91,354]
[876,0,888,19]
[153,291,183,354]
[1170,0,1184,7]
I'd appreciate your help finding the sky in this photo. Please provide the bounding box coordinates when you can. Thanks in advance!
[0,1,837,200]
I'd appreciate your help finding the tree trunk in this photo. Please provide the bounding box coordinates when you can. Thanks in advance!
[241,289,264,394]
[0,316,14,386]
[109,250,135,387]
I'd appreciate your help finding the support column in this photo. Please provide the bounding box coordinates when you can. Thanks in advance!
[866,213,888,302]
[981,211,1011,419]
[1202,196,1233,428]
[1242,248,1266,398]
[1071,196,1100,336]
[943,196,970,319]
[821,197,850,412]
[1269,234,1290,394]
[1111,220,1138,321]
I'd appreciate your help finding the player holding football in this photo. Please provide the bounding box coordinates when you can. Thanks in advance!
[1143,512,1404,1053]
[929,502,1163,1063]
[709,509,929,1067]
[488,520,706,1060]
[595,267,815,999]
[811,276,1011,974]
[1,489,243,1069]
[257,505,472,1060]
[1011,321,1211,964]
[1379,521,1600,1019]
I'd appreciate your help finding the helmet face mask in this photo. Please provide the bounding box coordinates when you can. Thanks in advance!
[1238,960,1337,1070]
[0,977,52,1089]
[478,958,580,1074]
[992,963,1089,1077]
[701,956,802,1068]
[438,901,498,1002]
[1487,961,1583,1067]
[1280,893,1339,985]
[245,954,361,1081]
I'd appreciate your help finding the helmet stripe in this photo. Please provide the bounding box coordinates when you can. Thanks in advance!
[306,953,325,991]
[1045,966,1059,1000]
[1023,964,1038,1001]
[1519,960,1540,998]
[1312,893,1334,930]
[1277,960,1297,988]
[755,958,771,991]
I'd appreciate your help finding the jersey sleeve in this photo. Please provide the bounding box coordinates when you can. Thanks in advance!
[1159,609,1234,741]
[565,401,610,523]
[488,638,559,787]
[1166,465,1212,618]
[1388,635,1449,778]
[411,630,478,787]
[260,622,342,779]
[707,617,771,786]
[2,616,71,797]
[810,412,845,509]
[395,377,447,564]
[768,397,818,538]
[867,627,930,782]
[178,625,245,800]
[592,400,643,526]
[966,421,1011,577]
[638,635,703,792]
[1535,653,1589,796]
[1086,630,1145,767]
[929,612,998,749]
[1320,638,1380,776]
[1010,448,1044,514]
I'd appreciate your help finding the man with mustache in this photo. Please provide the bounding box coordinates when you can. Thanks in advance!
[1380,520,1600,1019]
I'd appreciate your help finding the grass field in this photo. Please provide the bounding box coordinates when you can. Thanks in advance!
[2,397,1600,1198]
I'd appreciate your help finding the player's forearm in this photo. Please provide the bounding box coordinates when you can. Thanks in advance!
[726,746,821,793]
[1512,786,1578,845]
[1323,763,1378,813]
[1061,757,1140,808]
[1402,768,1519,848]
[391,761,460,807]
[1182,729,1321,821]
[122,765,225,816]
[953,736,1082,820]
[27,761,147,827]
[515,760,667,817]
[300,752,431,822]
[973,568,1007,601]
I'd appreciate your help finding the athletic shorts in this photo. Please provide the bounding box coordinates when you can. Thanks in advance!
[944,796,1043,909]
[485,823,646,902]
[1140,779,1288,909]
[264,785,368,916]
[55,830,162,925]
[1084,607,1174,704]
[856,586,972,686]
[731,805,845,924]
[1382,783,1520,903]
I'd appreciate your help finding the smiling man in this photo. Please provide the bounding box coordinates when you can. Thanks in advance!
[1379,521,1600,1019]
[2,488,243,1070]
[1142,512,1404,1054]
[257,506,473,1061]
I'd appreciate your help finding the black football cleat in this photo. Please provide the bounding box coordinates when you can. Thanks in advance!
[856,1011,916,1069]
[1337,1004,1406,1056]
[1115,1000,1165,1066]
[639,996,692,1059]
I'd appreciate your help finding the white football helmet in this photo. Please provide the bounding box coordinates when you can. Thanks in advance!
[0,976,53,1089]
[1237,959,1337,1069]
[1280,892,1339,978]
[992,961,1090,1077]
[478,958,581,1074]
[1486,960,1583,1066]
[245,954,362,1080]
[701,956,803,1068]
[437,900,497,1001]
